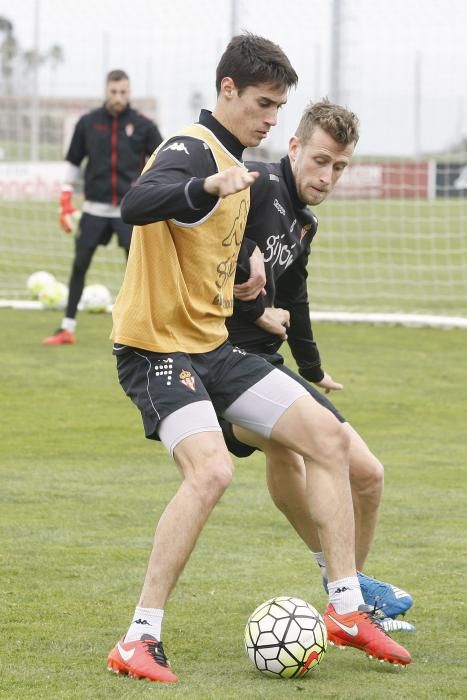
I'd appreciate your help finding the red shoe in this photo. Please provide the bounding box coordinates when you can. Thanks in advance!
[324,604,411,666]
[42,329,76,345]
[107,634,178,682]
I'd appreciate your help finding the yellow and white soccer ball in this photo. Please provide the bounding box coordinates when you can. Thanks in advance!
[245,596,327,678]
[81,284,112,313]
[38,280,69,310]
[26,270,56,299]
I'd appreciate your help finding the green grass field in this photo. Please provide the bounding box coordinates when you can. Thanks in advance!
[1,309,466,699]
[1,198,467,317]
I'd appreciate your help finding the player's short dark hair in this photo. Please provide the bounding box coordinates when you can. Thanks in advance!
[106,69,129,83]
[296,98,360,145]
[215,33,298,95]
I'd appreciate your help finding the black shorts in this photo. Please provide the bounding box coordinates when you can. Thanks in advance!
[114,341,275,441]
[220,352,346,458]
[77,213,132,251]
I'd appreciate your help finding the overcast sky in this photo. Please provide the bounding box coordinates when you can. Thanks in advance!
[1,0,466,156]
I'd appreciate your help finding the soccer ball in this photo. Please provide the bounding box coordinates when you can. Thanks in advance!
[26,270,56,298]
[80,284,112,313]
[38,280,68,310]
[244,596,327,678]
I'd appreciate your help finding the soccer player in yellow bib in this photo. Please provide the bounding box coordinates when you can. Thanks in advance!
[107,36,411,683]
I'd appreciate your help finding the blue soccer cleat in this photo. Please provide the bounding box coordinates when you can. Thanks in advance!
[368,605,416,633]
[377,616,416,633]
[357,572,413,618]
[323,572,413,619]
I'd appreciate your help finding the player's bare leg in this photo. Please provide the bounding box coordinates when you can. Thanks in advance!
[108,431,234,682]
[139,431,234,608]
[344,423,384,570]
[232,397,412,664]
[233,432,321,551]
[265,395,356,582]
[231,396,355,578]
[234,420,412,619]
[271,401,411,663]
[254,426,384,570]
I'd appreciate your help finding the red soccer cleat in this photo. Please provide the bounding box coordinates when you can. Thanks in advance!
[107,634,178,682]
[324,604,412,666]
[42,329,76,346]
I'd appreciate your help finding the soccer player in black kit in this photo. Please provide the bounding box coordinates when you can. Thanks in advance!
[222,99,415,633]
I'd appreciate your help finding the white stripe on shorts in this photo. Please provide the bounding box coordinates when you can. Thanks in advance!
[222,368,309,438]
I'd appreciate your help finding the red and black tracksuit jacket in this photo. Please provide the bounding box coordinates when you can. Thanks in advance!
[66,103,163,205]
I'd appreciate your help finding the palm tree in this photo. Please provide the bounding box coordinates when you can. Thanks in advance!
[0,16,18,95]
[1,16,65,94]
[47,44,65,68]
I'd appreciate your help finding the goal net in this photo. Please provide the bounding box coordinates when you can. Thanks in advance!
[0,0,466,327]
[307,167,467,328]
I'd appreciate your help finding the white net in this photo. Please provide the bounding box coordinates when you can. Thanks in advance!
[0,0,466,324]
[309,174,467,321]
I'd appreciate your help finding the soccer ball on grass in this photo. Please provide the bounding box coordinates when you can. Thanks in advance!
[80,283,112,313]
[26,270,56,299]
[244,596,327,678]
[38,280,68,310]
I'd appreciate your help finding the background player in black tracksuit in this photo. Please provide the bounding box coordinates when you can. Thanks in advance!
[43,69,163,345]
[221,99,414,624]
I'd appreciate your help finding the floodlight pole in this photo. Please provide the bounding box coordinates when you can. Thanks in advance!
[230,0,239,37]
[414,50,421,157]
[314,43,322,101]
[102,32,109,77]
[329,0,342,104]
[30,0,40,161]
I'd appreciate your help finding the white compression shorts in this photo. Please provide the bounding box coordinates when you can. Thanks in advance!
[158,368,308,456]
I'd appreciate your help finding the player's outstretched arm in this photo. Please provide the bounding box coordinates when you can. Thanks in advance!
[204,166,259,198]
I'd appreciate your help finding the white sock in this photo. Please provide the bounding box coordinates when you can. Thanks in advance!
[328,576,365,614]
[124,606,164,643]
[61,317,76,332]
[312,551,327,580]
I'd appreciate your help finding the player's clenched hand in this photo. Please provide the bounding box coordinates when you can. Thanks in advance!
[203,166,259,198]
[316,371,344,394]
[59,188,77,233]
[234,246,266,300]
[255,307,290,340]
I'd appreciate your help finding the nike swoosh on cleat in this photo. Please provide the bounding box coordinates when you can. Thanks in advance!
[328,615,359,636]
[117,643,135,662]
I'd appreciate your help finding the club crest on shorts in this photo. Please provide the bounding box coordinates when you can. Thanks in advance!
[179,369,196,391]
